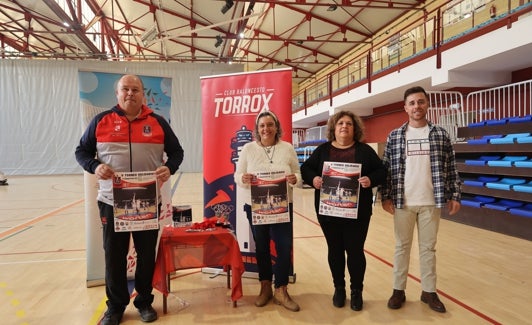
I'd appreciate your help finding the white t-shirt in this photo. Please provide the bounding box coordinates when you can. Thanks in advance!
[404,124,435,206]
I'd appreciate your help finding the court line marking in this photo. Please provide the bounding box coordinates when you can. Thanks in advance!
[294,210,502,325]
[88,298,107,325]
[0,171,183,243]
[0,199,84,240]
[0,248,85,256]
[0,258,85,265]
[1,173,186,325]
[1,178,501,324]
[0,198,84,325]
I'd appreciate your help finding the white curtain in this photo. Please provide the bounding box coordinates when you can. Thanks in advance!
[0,59,243,175]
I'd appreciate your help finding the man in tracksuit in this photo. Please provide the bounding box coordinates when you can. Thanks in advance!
[75,74,184,325]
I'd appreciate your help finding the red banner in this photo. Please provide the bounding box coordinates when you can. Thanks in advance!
[201,69,293,273]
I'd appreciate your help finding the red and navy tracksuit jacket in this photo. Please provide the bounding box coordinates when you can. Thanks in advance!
[75,105,184,205]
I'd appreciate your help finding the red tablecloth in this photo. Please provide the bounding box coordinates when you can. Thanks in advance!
[152,225,244,309]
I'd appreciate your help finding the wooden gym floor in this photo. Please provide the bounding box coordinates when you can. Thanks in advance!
[0,173,531,325]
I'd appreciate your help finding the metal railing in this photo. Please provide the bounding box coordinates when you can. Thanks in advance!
[465,79,532,124]
[428,91,466,143]
[292,0,532,113]
[293,79,532,144]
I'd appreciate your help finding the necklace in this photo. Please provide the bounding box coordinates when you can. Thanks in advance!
[262,145,276,163]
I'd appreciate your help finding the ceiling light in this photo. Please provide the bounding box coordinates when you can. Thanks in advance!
[327,5,338,11]
[215,35,223,48]
[221,0,234,14]
[140,25,158,46]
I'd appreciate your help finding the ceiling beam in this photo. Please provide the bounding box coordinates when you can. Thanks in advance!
[249,0,425,10]
[41,0,101,54]
[0,4,58,54]
[278,2,372,38]
[84,0,131,57]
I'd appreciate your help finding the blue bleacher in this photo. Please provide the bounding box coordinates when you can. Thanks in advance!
[467,115,531,128]
[467,121,486,127]
[466,135,503,145]
[509,203,532,218]
[461,116,532,219]
[484,199,524,211]
[516,136,532,144]
[461,195,496,208]
[486,155,528,167]
[299,139,327,146]
[508,115,532,124]
[463,176,499,187]
[513,181,532,194]
[485,118,508,126]
[485,177,527,190]
[514,158,532,168]
[464,155,501,166]
[489,133,531,144]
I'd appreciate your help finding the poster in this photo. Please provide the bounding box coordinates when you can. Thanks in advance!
[112,171,159,232]
[319,161,361,219]
[250,171,289,225]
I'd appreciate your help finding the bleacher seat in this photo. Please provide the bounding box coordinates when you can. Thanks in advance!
[513,181,532,194]
[484,199,524,211]
[463,176,499,187]
[485,118,508,126]
[464,155,501,166]
[467,121,486,127]
[466,135,503,145]
[485,177,527,190]
[461,195,496,208]
[461,199,483,208]
[486,155,528,167]
[516,136,532,144]
[509,203,532,218]
[514,158,532,168]
[508,115,532,124]
[299,139,327,146]
[489,133,531,144]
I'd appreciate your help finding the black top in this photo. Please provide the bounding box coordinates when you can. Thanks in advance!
[301,141,386,221]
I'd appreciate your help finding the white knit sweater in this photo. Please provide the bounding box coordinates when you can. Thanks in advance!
[234,140,302,204]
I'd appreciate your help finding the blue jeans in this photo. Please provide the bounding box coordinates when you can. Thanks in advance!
[244,203,294,287]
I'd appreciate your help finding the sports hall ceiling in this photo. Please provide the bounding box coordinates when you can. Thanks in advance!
[0,0,425,83]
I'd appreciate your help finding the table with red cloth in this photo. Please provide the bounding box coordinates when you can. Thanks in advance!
[152,225,245,313]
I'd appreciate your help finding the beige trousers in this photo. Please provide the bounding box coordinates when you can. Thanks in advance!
[392,206,441,292]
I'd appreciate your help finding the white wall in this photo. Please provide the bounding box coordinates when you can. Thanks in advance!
[0,60,242,175]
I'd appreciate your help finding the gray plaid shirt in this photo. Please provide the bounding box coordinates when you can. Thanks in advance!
[381,121,461,208]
